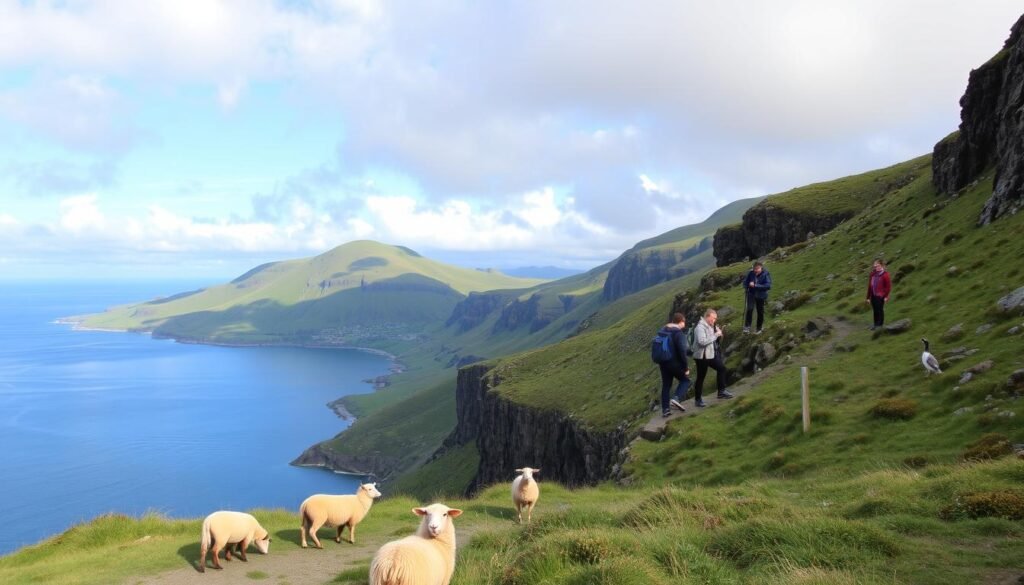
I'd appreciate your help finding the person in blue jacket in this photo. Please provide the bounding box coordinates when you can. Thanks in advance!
[655,312,691,417]
[743,261,772,334]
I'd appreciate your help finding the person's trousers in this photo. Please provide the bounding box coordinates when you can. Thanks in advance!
[744,296,765,330]
[658,360,690,412]
[870,295,886,327]
[694,355,727,400]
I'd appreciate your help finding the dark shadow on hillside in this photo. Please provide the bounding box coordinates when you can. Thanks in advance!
[153,274,466,342]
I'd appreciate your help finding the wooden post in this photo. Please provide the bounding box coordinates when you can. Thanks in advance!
[801,366,810,433]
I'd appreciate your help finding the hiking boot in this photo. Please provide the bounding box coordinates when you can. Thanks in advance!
[662,409,672,418]
[717,390,734,399]
[695,399,707,408]
[670,399,686,412]
[742,327,750,334]
[755,329,763,335]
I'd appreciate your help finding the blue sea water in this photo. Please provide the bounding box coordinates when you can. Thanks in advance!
[0,280,390,555]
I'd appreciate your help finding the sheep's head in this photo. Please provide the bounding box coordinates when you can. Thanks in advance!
[515,467,540,480]
[361,482,383,499]
[253,530,271,554]
[413,504,463,538]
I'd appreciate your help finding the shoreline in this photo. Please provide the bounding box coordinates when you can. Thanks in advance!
[57,317,406,477]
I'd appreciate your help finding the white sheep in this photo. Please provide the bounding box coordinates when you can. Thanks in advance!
[198,511,271,573]
[369,503,463,585]
[511,467,540,524]
[299,482,382,548]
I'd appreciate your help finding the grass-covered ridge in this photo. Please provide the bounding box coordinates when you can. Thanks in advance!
[2,458,1020,584]
[78,240,546,339]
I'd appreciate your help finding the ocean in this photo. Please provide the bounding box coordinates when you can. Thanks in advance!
[0,280,391,555]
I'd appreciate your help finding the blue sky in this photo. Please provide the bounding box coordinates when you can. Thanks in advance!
[1,1,1022,279]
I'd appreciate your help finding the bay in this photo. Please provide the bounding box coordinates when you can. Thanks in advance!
[0,280,389,555]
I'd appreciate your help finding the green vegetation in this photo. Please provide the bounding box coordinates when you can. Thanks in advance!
[3,459,1020,584]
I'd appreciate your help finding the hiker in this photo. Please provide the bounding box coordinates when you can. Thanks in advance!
[693,308,733,407]
[865,259,891,330]
[743,261,772,334]
[652,313,691,417]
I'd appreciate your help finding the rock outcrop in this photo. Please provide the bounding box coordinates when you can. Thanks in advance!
[445,292,514,332]
[436,365,629,494]
[291,443,398,479]
[602,238,710,301]
[932,13,1024,225]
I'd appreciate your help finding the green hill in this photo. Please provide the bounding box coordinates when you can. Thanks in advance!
[78,240,545,344]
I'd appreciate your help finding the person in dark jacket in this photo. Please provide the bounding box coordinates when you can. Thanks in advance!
[657,312,691,417]
[743,261,772,334]
[865,259,892,330]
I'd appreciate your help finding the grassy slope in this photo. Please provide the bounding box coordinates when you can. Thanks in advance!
[2,458,1019,584]
[80,240,545,335]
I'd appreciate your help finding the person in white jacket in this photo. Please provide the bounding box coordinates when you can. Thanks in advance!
[692,308,733,407]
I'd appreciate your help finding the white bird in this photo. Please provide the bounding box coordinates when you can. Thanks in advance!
[921,338,942,375]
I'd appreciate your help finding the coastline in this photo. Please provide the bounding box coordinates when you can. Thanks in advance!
[58,317,405,477]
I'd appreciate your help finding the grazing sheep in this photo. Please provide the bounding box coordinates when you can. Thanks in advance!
[511,467,540,524]
[369,503,463,585]
[198,511,271,573]
[300,482,382,548]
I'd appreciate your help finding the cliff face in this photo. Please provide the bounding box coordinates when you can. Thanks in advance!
[712,205,850,267]
[602,238,710,301]
[446,292,514,332]
[933,13,1024,224]
[438,365,628,494]
[291,443,398,479]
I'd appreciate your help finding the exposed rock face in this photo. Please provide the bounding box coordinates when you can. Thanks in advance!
[446,292,514,332]
[996,285,1024,313]
[290,443,398,479]
[492,294,551,333]
[602,238,710,301]
[932,13,1024,224]
[437,365,629,494]
[712,224,747,268]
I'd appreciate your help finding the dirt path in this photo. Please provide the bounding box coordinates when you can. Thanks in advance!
[639,316,858,441]
[134,523,490,585]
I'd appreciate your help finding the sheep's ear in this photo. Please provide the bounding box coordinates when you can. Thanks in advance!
[514,468,523,473]
[448,509,463,518]
[412,507,427,516]
[534,469,540,473]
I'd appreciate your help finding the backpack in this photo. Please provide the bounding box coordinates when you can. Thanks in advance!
[686,327,696,357]
[650,330,674,363]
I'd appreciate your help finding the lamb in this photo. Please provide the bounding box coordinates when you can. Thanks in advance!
[299,482,382,548]
[369,503,463,585]
[511,467,540,524]
[198,511,271,573]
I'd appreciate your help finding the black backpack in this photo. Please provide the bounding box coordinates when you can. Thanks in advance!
[650,330,673,363]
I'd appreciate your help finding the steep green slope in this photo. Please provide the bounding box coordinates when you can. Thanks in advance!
[443,161,1022,495]
[79,240,544,343]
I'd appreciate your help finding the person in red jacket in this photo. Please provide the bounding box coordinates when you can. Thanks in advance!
[865,259,892,330]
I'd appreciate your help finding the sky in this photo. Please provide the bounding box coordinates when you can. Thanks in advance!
[1,1,1022,280]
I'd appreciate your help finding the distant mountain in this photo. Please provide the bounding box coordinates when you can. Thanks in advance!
[78,240,545,345]
[500,266,583,279]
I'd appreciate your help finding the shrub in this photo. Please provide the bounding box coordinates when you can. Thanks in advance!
[940,490,1024,521]
[962,433,1013,461]
[869,399,917,420]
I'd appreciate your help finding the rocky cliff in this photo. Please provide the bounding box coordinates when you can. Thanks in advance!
[445,292,515,332]
[933,13,1024,224]
[712,205,850,267]
[602,238,710,301]
[436,365,629,494]
[291,442,398,479]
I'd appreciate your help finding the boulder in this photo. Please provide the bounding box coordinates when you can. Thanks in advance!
[996,286,1024,313]
[959,372,974,385]
[883,318,913,334]
[941,323,965,342]
[1007,368,1024,390]
[966,359,995,375]
[975,323,994,335]
[754,343,777,367]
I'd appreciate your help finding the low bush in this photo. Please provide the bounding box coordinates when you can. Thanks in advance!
[869,399,917,420]
[962,433,1013,461]
[940,490,1024,521]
